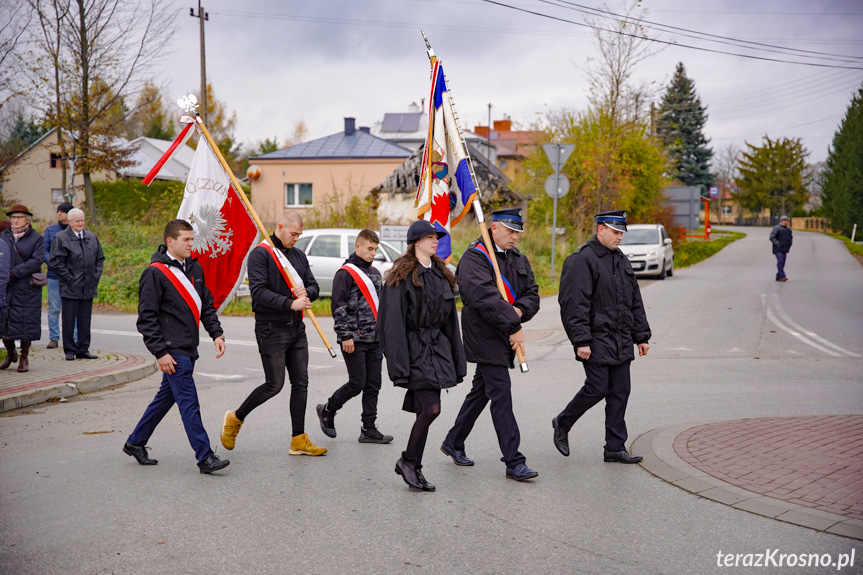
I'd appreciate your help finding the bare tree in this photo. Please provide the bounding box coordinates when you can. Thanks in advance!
[0,0,32,112]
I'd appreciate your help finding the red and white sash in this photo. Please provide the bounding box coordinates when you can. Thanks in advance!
[258,240,305,292]
[150,262,202,325]
[340,263,379,320]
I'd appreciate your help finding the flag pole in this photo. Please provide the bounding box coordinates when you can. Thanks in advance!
[194,114,338,359]
[421,31,528,373]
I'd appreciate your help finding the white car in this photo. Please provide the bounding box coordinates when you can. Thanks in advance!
[293,228,403,296]
[618,224,674,279]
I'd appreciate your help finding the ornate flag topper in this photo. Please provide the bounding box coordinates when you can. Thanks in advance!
[177,94,199,114]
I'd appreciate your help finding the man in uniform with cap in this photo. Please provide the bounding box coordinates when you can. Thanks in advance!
[43,202,75,348]
[553,210,651,464]
[441,207,541,481]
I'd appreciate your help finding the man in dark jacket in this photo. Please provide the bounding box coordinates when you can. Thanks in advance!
[553,211,651,464]
[48,208,104,360]
[220,210,327,456]
[43,202,74,348]
[441,208,541,482]
[0,225,9,324]
[769,215,793,282]
[125,219,229,474]
[316,229,393,444]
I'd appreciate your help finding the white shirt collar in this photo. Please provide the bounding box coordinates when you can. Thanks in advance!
[167,253,185,266]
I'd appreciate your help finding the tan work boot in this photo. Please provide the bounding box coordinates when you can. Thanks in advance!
[220,410,243,450]
[289,433,327,456]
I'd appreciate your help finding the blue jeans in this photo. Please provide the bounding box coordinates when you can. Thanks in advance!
[128,354,213,463]
[775,252,787,280]
[48,278,76,342]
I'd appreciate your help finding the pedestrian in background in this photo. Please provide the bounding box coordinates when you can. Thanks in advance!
[125,219,229,474]
[769,215,793,282]
[0,205,44,373]
[378,220,466,491]
[49,208,104,360]
[0,222,10,326]
[43,202,74,349]
[317,228,393,445]
[553,210,651,464]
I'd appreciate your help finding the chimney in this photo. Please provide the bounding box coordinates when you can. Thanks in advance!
[344,117,356,135]
[359,126,370,134]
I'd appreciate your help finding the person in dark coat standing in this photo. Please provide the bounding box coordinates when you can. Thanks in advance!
[49,208,104,361]
[441,208,540,481]
[220,210,328,456]
[125,219,229,474]
[316,228,393,444]
[378,220,466,491]
[769,215,793,282]
[0,205,44,373]
[553,211,651,464]
[43,202,74,348]
[0,223,10,322]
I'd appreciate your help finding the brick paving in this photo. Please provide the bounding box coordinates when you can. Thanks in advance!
[674,415,863,521]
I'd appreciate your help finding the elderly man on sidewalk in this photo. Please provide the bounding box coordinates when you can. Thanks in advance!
[49,208,104,361]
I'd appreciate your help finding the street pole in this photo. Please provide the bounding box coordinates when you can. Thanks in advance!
[551,146,560,278]
[191,2,208,125]
[487,102,492,171]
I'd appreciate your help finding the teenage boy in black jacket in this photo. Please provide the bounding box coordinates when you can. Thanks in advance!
[316,229,393,444]
[124,219,229,474]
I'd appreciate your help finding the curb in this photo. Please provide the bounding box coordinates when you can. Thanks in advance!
[631,422,863,541]
[0,354,157,413]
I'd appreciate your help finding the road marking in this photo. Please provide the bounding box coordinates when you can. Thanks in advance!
[771,295,860,358]
[761,294,843,357]
[197,372,245,380]
[668,346,694,351]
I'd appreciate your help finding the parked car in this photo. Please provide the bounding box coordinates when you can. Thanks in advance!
[293,228,403,296]
[618,224,674,279]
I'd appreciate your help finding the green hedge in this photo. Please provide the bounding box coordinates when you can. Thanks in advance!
[674,231,746,269]
[93,179,185,225]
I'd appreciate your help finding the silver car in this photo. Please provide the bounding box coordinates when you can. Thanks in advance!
[618,224,674,279]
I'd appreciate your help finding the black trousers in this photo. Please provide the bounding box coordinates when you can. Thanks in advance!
[444,363,526,467]
[61,297,92,355]
[236,320,309,437]
[328,341,383,428]
[557,361,632,452]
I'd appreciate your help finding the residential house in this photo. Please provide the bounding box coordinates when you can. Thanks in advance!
[472,119,543,184]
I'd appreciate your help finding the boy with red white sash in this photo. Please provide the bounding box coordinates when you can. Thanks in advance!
[125,219,229,474]
[316,229,393,444]
[220,211,327,456]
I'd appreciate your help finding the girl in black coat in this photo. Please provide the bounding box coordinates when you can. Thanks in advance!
[378,221,466,491]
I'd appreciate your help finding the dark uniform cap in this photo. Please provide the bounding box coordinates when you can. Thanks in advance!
[407,219,447,242]
[595,210,627,232]
[57,202,74,214]
[491,208,524,232]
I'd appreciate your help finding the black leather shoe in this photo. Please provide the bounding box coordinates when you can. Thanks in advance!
[198,454,230,474]
[316,403,337,438]
[123,442,158,465]
[603,449,643,464]
[415,466,435,492]
[76,352,98,359]
[552,416,570,457]
[65,353,76,361]
[395,457,423,489]
[440,443,474,466]
[506,463,539,481]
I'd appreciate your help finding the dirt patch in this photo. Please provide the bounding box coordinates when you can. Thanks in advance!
[855,255,863,268]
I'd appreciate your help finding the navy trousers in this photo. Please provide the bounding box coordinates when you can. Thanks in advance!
[328,341,383,428]
[775,252,787,280]
[444,363,527,467]
[128,353,213,463]
[557,361,632,452]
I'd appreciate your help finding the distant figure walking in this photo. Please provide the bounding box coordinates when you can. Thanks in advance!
[769,216,793,282]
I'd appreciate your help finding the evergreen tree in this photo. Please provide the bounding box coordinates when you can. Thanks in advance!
[822,85,863,236]
[737,136,810,220]
[657,62,714,194]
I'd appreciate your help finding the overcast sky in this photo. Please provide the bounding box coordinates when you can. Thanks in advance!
[159,0,863,163]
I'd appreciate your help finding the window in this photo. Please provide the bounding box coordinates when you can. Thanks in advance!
[722,206,733,215]
[285,183,313,207]
[50,153,62,168]
[381,243,401,261]
[293,237,311,252]
[51,189,65,203]
[498,159,509,170]
[307,235,340,257]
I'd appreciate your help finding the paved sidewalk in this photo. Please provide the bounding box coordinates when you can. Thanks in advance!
[632,416,863,541]
[0,346,156,412]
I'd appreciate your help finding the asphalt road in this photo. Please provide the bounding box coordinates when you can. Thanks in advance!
[1,227,861,574]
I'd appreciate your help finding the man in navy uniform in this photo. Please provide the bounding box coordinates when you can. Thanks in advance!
[441,207,541,481]
[553,210,651,464]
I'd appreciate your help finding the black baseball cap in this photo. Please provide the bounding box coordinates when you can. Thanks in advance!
[57,203,74,213]
[407,219,447,242]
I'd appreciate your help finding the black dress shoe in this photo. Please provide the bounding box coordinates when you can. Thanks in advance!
[76,352,98,359]
[440,443,474,466]
[395,457,423,489]
[123,442,158,465]
[198,454,230,474]
[552,416,570,457]
[603,449,643,464]
[65,353,76,361]
[415,466,435,492]
[506,463,539,481]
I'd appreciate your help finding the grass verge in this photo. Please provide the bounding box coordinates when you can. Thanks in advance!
[673,230,746,269]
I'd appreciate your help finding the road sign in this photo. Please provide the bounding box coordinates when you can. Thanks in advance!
[380,225,409,242]
[542,143,575,173]
[544,174,569,199]
[709,186,719,198]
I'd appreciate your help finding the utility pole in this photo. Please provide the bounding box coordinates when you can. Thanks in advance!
[487,102,492,172]
[650,101,656,137]
[190,1,208,125]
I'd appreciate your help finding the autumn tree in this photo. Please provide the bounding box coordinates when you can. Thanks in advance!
[822,85,863,236]
[195,83,240,171]
[736,136,811,220]
[126,81,176,140]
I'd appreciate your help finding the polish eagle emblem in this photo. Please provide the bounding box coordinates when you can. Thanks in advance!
[188,203,233,257]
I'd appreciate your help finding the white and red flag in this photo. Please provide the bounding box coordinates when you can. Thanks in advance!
[144,123,259,313]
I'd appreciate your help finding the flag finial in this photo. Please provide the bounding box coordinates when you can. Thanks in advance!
[177,94,199,114]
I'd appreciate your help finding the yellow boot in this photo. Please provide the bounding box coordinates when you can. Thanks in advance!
[221,410,243,450]
[289,433,327,456]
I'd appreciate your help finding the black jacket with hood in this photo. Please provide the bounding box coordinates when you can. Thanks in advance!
[332,252,381,344]
[248,234,319,324]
